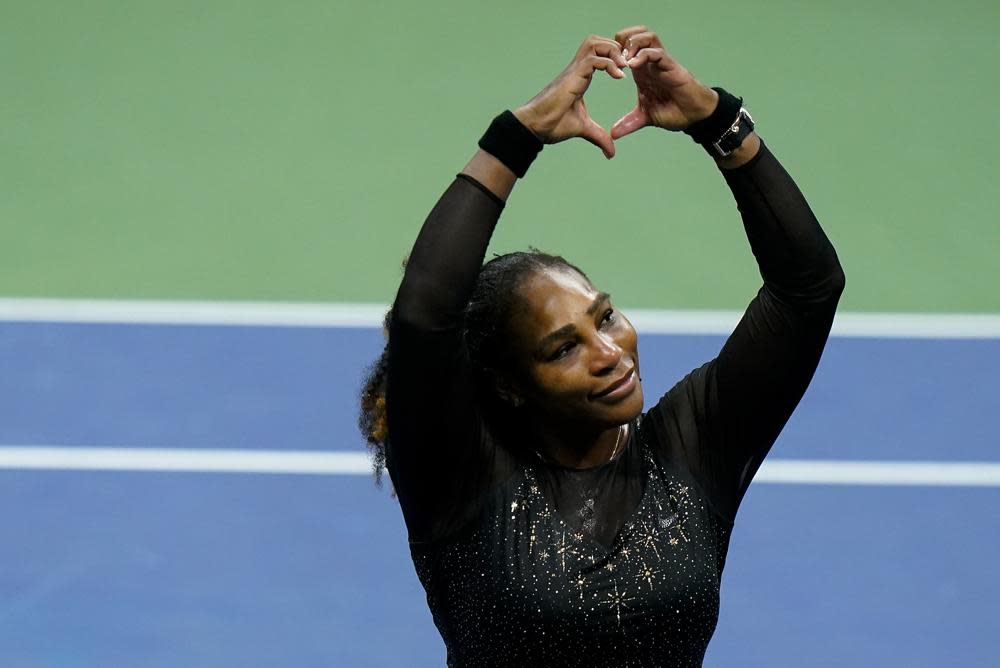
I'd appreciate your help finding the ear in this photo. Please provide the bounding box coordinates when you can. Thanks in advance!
[488,369,525,408]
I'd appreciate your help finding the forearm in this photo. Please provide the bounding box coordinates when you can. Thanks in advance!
[721,140,845,306]
[462,148,518,201]
[391,150,517,332]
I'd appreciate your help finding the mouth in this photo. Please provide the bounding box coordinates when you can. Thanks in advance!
[592,367,637,400]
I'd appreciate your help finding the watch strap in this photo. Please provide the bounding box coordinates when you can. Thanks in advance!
[710,108,755,157]
[684,87,754,158]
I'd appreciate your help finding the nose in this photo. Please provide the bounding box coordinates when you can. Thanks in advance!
[591,331,624,375]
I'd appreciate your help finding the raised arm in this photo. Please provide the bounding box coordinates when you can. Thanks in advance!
[385,149,520,542]
[385,36,630,541]
[393,34,630,330]
[611,26,845,519]
[709,141,845,516]
[390,153,514,333]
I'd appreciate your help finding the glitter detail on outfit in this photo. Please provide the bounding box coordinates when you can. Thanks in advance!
[411,425,731,666]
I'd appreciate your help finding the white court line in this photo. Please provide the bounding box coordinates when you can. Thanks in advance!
[0,447,372,475]
[0,298,389,329]
[1,298,999,338]
[0,447,998,487]
[755,460,1000,487]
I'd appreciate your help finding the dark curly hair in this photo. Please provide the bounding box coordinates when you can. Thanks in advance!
[358,249,592,488]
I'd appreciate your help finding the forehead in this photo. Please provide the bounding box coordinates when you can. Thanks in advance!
[517,267,599,332]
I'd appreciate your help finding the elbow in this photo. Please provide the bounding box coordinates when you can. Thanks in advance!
[826,260,846,300]
[767,257,845,309]
[390,273,466,334]
[810,244,846,303]
[805,259,845,307]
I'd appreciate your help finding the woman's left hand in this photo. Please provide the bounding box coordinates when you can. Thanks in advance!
[610,26,719,139]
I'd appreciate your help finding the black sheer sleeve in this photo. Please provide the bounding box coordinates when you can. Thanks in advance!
[644,141,846,521]
[386,174,509,543]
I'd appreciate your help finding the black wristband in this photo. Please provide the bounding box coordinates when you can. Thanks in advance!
[683,87,743,146]
[478,110,543,178]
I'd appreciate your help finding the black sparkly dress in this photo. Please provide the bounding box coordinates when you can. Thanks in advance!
[386,141,845,667]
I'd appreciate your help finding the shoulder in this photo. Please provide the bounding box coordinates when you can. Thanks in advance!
[640,359,719,437]
[638,359,724,477]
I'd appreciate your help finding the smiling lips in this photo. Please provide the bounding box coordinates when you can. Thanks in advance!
[592,367,637,400]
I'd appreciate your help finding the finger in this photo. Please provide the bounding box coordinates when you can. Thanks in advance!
[620,31,664,60]
[590,39,629,70]
[578,116,616,159]
[626,47,671,71]
[610,106,649,140]
[579,35,629,70]
[580,54,626,80]
[613,25,649,51]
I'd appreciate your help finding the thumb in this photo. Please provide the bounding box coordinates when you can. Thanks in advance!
[611,106,649,140]
[579,116,616,159]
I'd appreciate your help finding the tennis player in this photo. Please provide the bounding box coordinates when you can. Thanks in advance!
[360,25,845,666]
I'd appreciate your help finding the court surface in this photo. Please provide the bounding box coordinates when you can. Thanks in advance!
[4,2,1000,664]
[1,308,997,667]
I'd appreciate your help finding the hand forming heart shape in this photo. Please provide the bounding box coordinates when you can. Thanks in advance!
[513,26,720,159]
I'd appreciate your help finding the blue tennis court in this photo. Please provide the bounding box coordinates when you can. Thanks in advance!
[1,313,997,666]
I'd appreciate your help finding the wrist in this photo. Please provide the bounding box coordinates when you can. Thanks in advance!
[478,110,544,179]
[512,106,544,142]
[684,87,756,160]
[683,87,743,145]
[715,132,760,170]
[687,87,720,125]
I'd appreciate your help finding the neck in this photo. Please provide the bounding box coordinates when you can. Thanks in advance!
[530,418,627,469]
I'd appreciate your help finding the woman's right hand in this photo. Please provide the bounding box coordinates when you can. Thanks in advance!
[513,36,628,160]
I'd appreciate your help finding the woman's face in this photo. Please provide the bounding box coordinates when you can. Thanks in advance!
[506,267,644,429]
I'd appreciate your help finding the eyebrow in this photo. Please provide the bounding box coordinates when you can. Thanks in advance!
[536,292,612,353]
[586,292,611,316]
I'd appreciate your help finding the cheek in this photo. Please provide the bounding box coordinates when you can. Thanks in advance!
[619,325,642,381]
[618,321,639,355]
[526,364,589,403]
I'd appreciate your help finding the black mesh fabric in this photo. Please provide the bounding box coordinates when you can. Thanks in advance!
[385,139,845,666]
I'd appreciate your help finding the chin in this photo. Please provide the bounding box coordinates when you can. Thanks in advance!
[606,385,644,425]
[625,386,645,420]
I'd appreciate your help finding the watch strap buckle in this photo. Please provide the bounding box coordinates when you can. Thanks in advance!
[711,107,755,157]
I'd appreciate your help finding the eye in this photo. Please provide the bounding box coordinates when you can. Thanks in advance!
[600,308,616,327]
[549,342,576,361]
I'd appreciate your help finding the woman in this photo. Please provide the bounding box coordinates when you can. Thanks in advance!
[360,26,845,667]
